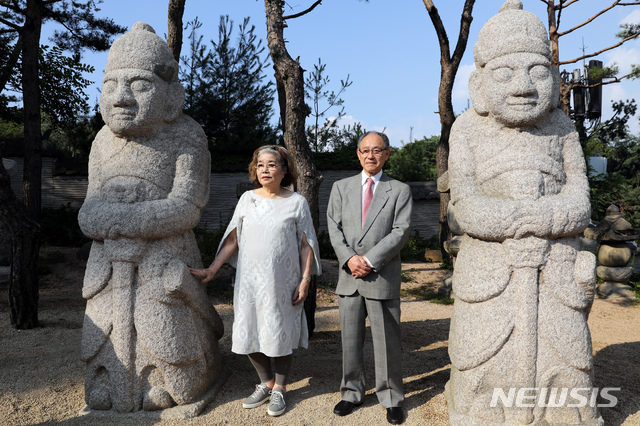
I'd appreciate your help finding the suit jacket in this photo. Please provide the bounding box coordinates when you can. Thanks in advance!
[327,172,413,300]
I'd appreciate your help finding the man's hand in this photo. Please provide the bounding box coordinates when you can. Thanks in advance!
[347,255,372,278]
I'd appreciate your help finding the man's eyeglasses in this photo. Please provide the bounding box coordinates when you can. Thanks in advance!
[256,163,280,171]
[359,148,388,156]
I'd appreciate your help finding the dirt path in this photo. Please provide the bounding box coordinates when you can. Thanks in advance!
[0,248,638,425]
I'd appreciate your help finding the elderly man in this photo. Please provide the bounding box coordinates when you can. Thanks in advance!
[327,130,413,425]
[78,22,222,414]
[445,1,601,425]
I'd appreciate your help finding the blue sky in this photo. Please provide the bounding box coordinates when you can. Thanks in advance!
[48,0,640,147]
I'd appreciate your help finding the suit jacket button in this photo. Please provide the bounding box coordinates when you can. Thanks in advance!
[358,243,363,247]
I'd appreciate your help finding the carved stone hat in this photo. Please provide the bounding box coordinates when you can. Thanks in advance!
[474,0,551,67]
[105,22,179,82]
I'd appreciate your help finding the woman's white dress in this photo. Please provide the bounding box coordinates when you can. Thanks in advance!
[218,190,322,357]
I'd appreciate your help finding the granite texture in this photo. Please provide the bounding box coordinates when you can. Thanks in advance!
[445,1,601,424]
[77,22,223,416]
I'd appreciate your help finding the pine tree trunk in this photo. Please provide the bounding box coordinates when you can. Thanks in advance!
[0,159,41,329]
[4,0,44,329]
[167,0,186,63]
[22,0,43,223]
[424,0,476,266]
[264,0,322,334]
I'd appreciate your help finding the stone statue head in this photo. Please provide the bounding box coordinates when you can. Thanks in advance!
[469,0,560,127]
[100,22,185,137]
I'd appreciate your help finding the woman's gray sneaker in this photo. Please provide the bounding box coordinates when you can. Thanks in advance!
[267,388,286,416]
[242,383,271,409]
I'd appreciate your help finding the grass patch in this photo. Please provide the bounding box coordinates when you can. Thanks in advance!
[319,280,337,289]
[440,260,453,270]
[401,271,415,283]
[401,284,454,305]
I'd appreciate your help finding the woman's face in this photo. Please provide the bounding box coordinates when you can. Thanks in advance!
[256,152,285,187]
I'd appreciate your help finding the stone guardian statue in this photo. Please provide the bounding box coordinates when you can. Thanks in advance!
[78,22,223,417]
[445,1,602,424]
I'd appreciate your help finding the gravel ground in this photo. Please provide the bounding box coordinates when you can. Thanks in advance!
[0,249,638,425]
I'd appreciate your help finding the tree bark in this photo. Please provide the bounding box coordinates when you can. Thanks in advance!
[264,0,322,334]
[167,0,186,63]
[0,159,41,329]
[22,0,43,223]
[1,0,46,329]
[423,0,475,265]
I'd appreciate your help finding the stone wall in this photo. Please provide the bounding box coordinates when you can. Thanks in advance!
[5,158,441,238]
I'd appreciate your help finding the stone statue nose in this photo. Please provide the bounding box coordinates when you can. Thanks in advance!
[113,84,135,106]
[511,70,536,96]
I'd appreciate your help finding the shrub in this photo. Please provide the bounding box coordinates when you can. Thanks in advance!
[41,203,89,247]
[401,231,439,261]
[194,225,228,267]
[317,230,337,260]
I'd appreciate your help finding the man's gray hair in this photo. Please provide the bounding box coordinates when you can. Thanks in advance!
[358,131,390,150]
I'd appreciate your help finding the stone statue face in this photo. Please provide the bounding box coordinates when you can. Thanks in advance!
[101,69,169,137]
[482,52,555,127]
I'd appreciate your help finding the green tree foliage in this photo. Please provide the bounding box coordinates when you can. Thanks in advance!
[180,16,277,160]
[312,122,365,169]
[6,45,95,123]
[304,57,352,153]
[385,135,439,182]
[0,0,125,329]
[45,109,104,158]
[586,100,640,226]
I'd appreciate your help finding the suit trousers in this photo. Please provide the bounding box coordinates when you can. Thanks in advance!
[338,292,404,408]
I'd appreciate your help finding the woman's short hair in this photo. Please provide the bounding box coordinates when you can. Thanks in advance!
[248,145,298,189]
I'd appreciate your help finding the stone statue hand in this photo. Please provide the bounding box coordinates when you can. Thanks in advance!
[512,202,552,239]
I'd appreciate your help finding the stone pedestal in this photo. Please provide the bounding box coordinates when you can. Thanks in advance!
[596,243,636,300]
[585,205,639,302]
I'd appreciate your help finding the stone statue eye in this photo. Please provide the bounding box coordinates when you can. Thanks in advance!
[530,65,550,81]
[492,67,513,82]
[102,79,117,93]
[130,79,153,93]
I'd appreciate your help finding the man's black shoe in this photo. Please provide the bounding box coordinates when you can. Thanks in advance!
[386,406,404,424]
[333,400,361,416]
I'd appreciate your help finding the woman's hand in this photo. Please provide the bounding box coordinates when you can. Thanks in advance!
[292,278,310,306]
[189,267,216,284]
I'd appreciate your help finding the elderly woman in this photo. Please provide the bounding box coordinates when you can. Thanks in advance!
[190,145,321,417]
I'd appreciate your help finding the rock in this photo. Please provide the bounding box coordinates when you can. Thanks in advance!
[423,249,443,263]
[597,282,637,301]
[444,1,601,424]
[437,276,452,298]
[77,22,223,417]
[597,242,633,267]
[443,235,462,257]
[2,158,17,176]
[596,265,633,283]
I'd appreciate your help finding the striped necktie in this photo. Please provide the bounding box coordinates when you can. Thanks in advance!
[362,177,373,228]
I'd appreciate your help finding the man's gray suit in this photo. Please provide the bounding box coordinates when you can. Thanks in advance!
[327,172,413,408]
